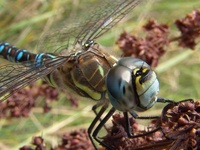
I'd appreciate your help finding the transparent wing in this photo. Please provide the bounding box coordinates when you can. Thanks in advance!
[0,56,67,102]
[0,0,142,101]
[37,0,142,55]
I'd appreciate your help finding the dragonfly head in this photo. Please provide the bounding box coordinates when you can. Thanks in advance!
[106,57,159,113]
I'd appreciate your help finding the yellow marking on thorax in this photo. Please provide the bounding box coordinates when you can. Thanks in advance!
[71,72,101,100]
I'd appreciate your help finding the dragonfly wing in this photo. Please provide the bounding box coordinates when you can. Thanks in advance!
[0,56,67,102]
[37,0,142,55]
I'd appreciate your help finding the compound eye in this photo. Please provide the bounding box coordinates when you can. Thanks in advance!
[118,78,126,95]
[106,66,131,100]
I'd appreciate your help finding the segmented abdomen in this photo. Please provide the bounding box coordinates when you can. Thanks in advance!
[0,42,37,63]
[0,42,55,64]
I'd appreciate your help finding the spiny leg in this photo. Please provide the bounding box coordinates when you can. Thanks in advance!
[124,98,179,139]
[157,98,194,123]
[160,98,195,136]
[157,98,194,104]
[124,112,161,138]
[130,110,160,119]
[157,98,177,104]
[88,102,109,150]
[129,97,183,120]
[92,107,116,150]
[92,100,109,131]
[126,99,194,139]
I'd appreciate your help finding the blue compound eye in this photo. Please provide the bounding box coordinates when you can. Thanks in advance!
[106,57,159,113]
[106,65,136,112]
[106,65,132,101]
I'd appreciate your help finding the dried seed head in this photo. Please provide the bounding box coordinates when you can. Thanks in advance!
[54,129,94,150]
[116,19,169,67]
[175,10,200,49]
[161,100,200,149]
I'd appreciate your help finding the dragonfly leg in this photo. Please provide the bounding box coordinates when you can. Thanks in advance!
[130,110,160,119]
[124,99,180,138]
[88,102,109,150]
[92,100,109,131]
[124,112,161,138]
[92,107,116,150]
[161,98,194,124]
[126,99,194,139]
[157,98,194,104]
[156,97,193,105]
[157,97,177,104]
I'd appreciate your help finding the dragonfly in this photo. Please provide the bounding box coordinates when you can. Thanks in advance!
[0,0,176,149]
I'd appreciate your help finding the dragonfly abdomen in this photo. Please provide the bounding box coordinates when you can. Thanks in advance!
[0,42,56,65]
[0,42,37,63]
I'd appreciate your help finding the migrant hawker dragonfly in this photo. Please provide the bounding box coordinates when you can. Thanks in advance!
[0,0,173,149]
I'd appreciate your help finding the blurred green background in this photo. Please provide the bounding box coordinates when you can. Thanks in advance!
[0,0,200,149]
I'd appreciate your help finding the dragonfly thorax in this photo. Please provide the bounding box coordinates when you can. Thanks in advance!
[82,40,95,51]
[49,44,117,101]
[59,40,95,57]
